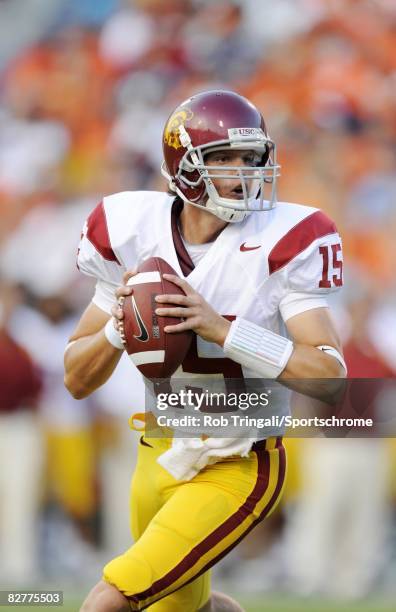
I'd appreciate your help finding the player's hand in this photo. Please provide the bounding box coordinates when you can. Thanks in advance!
[155,274,231,346]
[111,269,137,331]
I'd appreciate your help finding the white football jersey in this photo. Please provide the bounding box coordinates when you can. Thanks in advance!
[77,191,342,388]
[77,190,343,384]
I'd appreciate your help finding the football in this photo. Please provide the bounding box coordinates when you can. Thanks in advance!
[119,257,193,378]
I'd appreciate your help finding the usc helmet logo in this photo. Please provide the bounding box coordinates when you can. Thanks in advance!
[163,108,193,149]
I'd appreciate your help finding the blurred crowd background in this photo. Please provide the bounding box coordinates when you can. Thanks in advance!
[0,0,395,605]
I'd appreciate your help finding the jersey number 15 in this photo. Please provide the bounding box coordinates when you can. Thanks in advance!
[319,243,343,288]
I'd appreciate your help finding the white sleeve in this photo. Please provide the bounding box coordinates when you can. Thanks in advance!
[92,280,117,314]
[279,232,343,322]
[77,201,124,309]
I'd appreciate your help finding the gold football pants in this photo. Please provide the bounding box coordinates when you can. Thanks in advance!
[103,435,286,611]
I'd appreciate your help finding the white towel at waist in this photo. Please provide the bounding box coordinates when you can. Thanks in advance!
[157,436,256,481]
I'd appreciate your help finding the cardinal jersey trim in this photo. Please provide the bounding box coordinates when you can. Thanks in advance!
[268,210,338,274]
[87,201,121,264]
[171,198,194,276]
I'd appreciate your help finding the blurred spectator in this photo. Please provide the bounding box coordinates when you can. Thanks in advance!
[343,293,396,378]
[0,108,70,196]
[183,2,259,82]
[94,355,145,558]
[0,0,64,70]
[0,279,43,583]
[1,201,102,573]
[283,436,392,599]
[99,4,155,70]
[368,302,396,374]
[54,0,120,31]
[283,290,395,599]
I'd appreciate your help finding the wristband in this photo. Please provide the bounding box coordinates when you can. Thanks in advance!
[223,317,293,378]
[104,318,124,350]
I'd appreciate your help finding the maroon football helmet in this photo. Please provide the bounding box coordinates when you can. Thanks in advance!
[161,90,280,222]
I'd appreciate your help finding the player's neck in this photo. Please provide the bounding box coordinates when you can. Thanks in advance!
[179,202,228,245]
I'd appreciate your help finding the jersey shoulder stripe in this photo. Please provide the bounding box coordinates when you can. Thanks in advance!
[268,209,338,274]
[86,201,120,264]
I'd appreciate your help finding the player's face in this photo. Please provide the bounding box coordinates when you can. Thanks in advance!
[204,149,261,200]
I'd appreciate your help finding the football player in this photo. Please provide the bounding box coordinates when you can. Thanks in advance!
[64,90,346,611]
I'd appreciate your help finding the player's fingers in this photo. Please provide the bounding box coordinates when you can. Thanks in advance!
[155,294,191,306]
[111,303,123,321]
[164,318,198,333]
[123,269,138,284]
[115,285,133,299]
[108,313,121,332]
[155,306,194,318]
[162,273,195,296]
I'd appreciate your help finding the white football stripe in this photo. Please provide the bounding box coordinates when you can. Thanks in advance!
[127,272,161,286]
[130,350,165,365]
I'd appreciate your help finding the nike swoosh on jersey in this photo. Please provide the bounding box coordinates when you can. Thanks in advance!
[132,295,149,342]
[240,242,261,252]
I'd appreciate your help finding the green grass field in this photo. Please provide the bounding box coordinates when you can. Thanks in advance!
[239,595,396,612]
[10,594,395,612]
